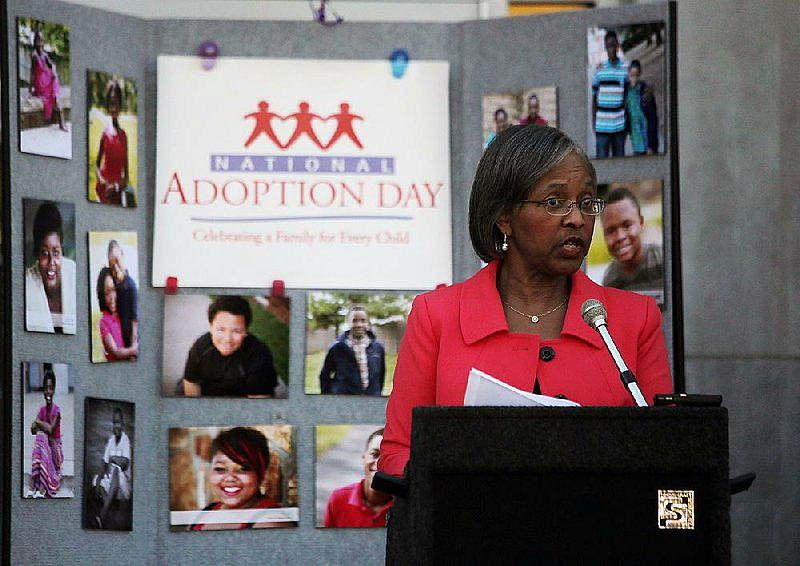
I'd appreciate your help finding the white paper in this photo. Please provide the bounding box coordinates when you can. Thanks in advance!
[463,368,581,407]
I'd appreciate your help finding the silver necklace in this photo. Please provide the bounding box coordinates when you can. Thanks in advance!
[502,296,568,324]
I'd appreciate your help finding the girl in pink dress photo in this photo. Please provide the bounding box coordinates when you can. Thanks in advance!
[94,81,131,206]
[18,18,72,158]
[28,30,67,132]
[27,369,63,498]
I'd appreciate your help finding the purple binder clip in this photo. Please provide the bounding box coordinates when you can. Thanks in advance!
[198,40,219,70]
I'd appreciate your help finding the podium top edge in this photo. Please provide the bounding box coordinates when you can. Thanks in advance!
[411,406,728,419]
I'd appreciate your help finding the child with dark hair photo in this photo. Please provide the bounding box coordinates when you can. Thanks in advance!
[587,22,665,158]
[95,267,137,361]
[88,232,139,363]
[585,180,665,304]
[17,18,72,158]
[182,296,277,397]
[316,425,393,528]
[485,107,509,148]
[87,70,138,207]
[28,368,62,498]
[626,59,659,155]
[318,305,386,396]
[24,199,76,335]
[22,362,75,499]
[29,29,67,132]
[481,87,558,150]
[169,425,298,530]
[162,294,290,398]
[83,397,135,531]
[306,292,415,396]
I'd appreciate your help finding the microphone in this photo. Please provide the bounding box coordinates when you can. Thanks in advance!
[581,299,648,407]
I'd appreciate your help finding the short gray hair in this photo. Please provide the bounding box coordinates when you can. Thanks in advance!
[468,125,596,262]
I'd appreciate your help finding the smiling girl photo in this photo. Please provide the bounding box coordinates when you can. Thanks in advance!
[169,425,298,531]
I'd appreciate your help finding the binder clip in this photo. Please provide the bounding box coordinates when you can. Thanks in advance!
[198,40,219,71]
[390,48,409,79]
[165,276,179,295]
[271,279,285,298]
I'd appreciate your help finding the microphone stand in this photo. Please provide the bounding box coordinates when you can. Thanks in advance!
[595,324,649,407]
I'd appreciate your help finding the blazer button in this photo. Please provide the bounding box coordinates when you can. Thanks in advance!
[539,346,555,362]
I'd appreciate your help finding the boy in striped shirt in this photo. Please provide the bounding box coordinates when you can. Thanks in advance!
[592,31,629,158]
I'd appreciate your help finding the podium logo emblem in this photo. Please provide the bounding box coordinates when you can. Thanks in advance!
[658,490,695,529]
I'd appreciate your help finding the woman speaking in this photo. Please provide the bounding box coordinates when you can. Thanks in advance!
[379,126,671,476]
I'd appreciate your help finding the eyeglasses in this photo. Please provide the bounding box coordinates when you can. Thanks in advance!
[520,197,605,217]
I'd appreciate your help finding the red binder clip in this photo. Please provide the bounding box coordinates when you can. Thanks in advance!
[165,276,179,295]
[436,283,447,289]
[271,279,285,297]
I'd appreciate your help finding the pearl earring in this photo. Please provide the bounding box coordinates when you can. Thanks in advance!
[501,233,509,252]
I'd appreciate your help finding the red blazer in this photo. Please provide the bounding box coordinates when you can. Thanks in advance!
[379,260,672,476]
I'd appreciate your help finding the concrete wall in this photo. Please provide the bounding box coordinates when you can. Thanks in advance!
[678,0,800,563]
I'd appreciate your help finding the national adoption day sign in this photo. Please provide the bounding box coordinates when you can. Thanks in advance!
[153,56,452,289]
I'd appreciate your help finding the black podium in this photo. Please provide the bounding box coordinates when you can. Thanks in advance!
[385,406,730,565]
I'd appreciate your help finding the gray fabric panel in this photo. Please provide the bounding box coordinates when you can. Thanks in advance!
[7,0,157,563]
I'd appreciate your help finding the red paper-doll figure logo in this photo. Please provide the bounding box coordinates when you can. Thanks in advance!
[244,101,286,149]
[243,101,364,150]
[325,103,363,149]
[284,102,325,149]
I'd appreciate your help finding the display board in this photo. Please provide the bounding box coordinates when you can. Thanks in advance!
[2,1,678,564]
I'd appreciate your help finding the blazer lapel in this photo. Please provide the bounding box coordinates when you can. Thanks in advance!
[459,261,508,345]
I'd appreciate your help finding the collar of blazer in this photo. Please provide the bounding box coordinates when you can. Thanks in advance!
[459,259,605,349]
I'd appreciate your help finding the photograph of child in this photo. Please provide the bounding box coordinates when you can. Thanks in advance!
[481,86,557,148]
[305,292,415,396]
[87,70,138,207]
[22,361,74,499]
[88,232,139,363]
[17,18,71,159]
[169,425,298,531]
[83,397,135,531]
[24,199,76,335]
[315,425,392,528]
[587,22,665,159]
[585,180,665,304]
[161,294,290,398]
